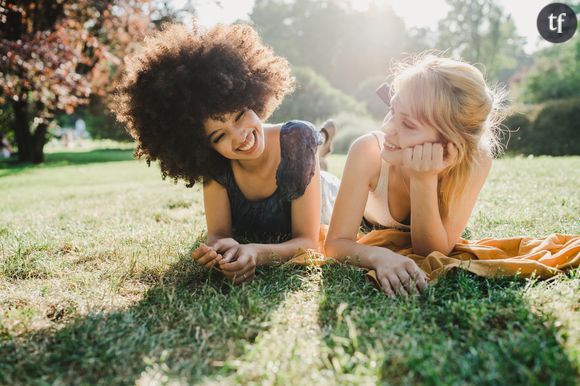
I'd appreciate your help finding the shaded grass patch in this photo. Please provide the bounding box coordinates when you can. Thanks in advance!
[0,255,310,385]
[318,265,579,385]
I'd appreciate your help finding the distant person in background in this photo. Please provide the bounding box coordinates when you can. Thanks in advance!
[61,128,74,148]
[0,132,14,159]
[74,118,90,141]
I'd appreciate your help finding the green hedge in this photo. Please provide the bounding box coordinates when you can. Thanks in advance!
[501,112,532,154]
[502,98,580,156]
[269,66,369,124]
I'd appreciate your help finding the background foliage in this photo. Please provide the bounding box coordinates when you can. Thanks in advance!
[1,0,578,161]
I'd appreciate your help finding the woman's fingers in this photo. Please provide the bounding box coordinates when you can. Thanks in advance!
[209,238,236,253]
[396,269,417,295]
[403,147,413,166]
[405,263,429,293]
[206,239,222,251]
[191,243,208,260]
[224,261,252,278]
[411,269,429,292]
[412,144,423,163]
[232,269,255,285]
[446,142,458,162]
[379,277,396,298]
[242,272,256,284]
[220,246,239,264]
[199,250,219,266]
[203,253,222,269]
[221,259,244,272]
[422,142,433,162]
[386,273,408,297]
[222,263,254,282]
[432,143,444,162]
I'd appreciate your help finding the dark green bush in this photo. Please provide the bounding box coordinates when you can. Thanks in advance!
[501,99,579,156]
[269,66,369,123]
[501,112,532,154]
[84,97,132,141]
[527,98,580,155]
[55,97,132,142]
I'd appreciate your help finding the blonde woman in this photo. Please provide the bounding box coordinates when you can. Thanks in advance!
[324,54,505,297]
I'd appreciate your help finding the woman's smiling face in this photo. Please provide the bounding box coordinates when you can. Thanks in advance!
[379,97,442,165]
[204,108,265,160]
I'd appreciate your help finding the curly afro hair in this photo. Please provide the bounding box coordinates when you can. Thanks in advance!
[112,23,295,187]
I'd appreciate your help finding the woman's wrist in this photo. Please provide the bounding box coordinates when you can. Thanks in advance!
[250,244,271,266]
[410,173,438,187]
[369,249,402,270]
[368,251,389,270]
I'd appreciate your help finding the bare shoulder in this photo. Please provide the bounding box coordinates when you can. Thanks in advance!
[345,132,383,189]
[204,177,227,192]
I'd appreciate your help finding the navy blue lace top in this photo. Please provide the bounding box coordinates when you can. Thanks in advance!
[214,120,322,242]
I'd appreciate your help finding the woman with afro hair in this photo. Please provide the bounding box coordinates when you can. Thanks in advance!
[113,23,339,285]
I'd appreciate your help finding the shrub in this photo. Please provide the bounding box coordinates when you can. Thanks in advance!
[501,111,532,154]
[269,66,369,124]
[527,98,580,155]
[500,99,579,156]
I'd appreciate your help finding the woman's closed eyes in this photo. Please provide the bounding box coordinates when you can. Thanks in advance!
[212,109,247,144]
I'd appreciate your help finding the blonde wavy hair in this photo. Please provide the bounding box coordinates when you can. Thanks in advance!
[389,53,507,219]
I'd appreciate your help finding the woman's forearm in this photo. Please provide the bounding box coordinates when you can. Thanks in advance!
[324,237,399,270]
[253,236,319,266]
[409,175,452,255]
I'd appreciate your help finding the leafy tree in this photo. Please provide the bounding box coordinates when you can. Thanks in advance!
[436,0,530,83]
[269,66,368,123]
[250,0,407,94]
[0,0,154,163]
[519,38,580,103]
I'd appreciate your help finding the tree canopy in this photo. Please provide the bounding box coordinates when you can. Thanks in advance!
[0,0,154,163]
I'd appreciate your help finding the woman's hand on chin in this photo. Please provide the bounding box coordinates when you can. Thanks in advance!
[402,142,458,180]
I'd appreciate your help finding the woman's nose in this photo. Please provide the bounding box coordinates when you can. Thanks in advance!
[235,127,247,145]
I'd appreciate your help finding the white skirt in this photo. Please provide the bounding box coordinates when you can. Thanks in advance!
[320,170,340,225]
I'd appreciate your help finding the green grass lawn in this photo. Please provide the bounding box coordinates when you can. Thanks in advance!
[0,146,579,385]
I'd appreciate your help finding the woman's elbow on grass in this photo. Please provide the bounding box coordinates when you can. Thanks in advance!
[323,238,333,257]
[323,237,343,258]
[413,242,454,257]
[305,237,319,251]
[292,235,319,252]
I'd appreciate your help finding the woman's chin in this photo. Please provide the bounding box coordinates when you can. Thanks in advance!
[380,148,402,165]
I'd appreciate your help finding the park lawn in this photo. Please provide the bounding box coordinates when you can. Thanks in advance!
[0,146,579,385]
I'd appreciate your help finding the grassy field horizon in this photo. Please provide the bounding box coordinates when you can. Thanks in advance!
[0,144,578,385]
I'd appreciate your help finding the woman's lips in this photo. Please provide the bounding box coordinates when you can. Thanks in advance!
[237,130,258,153]
[383,139,401,151]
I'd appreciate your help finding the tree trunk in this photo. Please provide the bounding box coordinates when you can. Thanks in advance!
[12,99,47,164]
